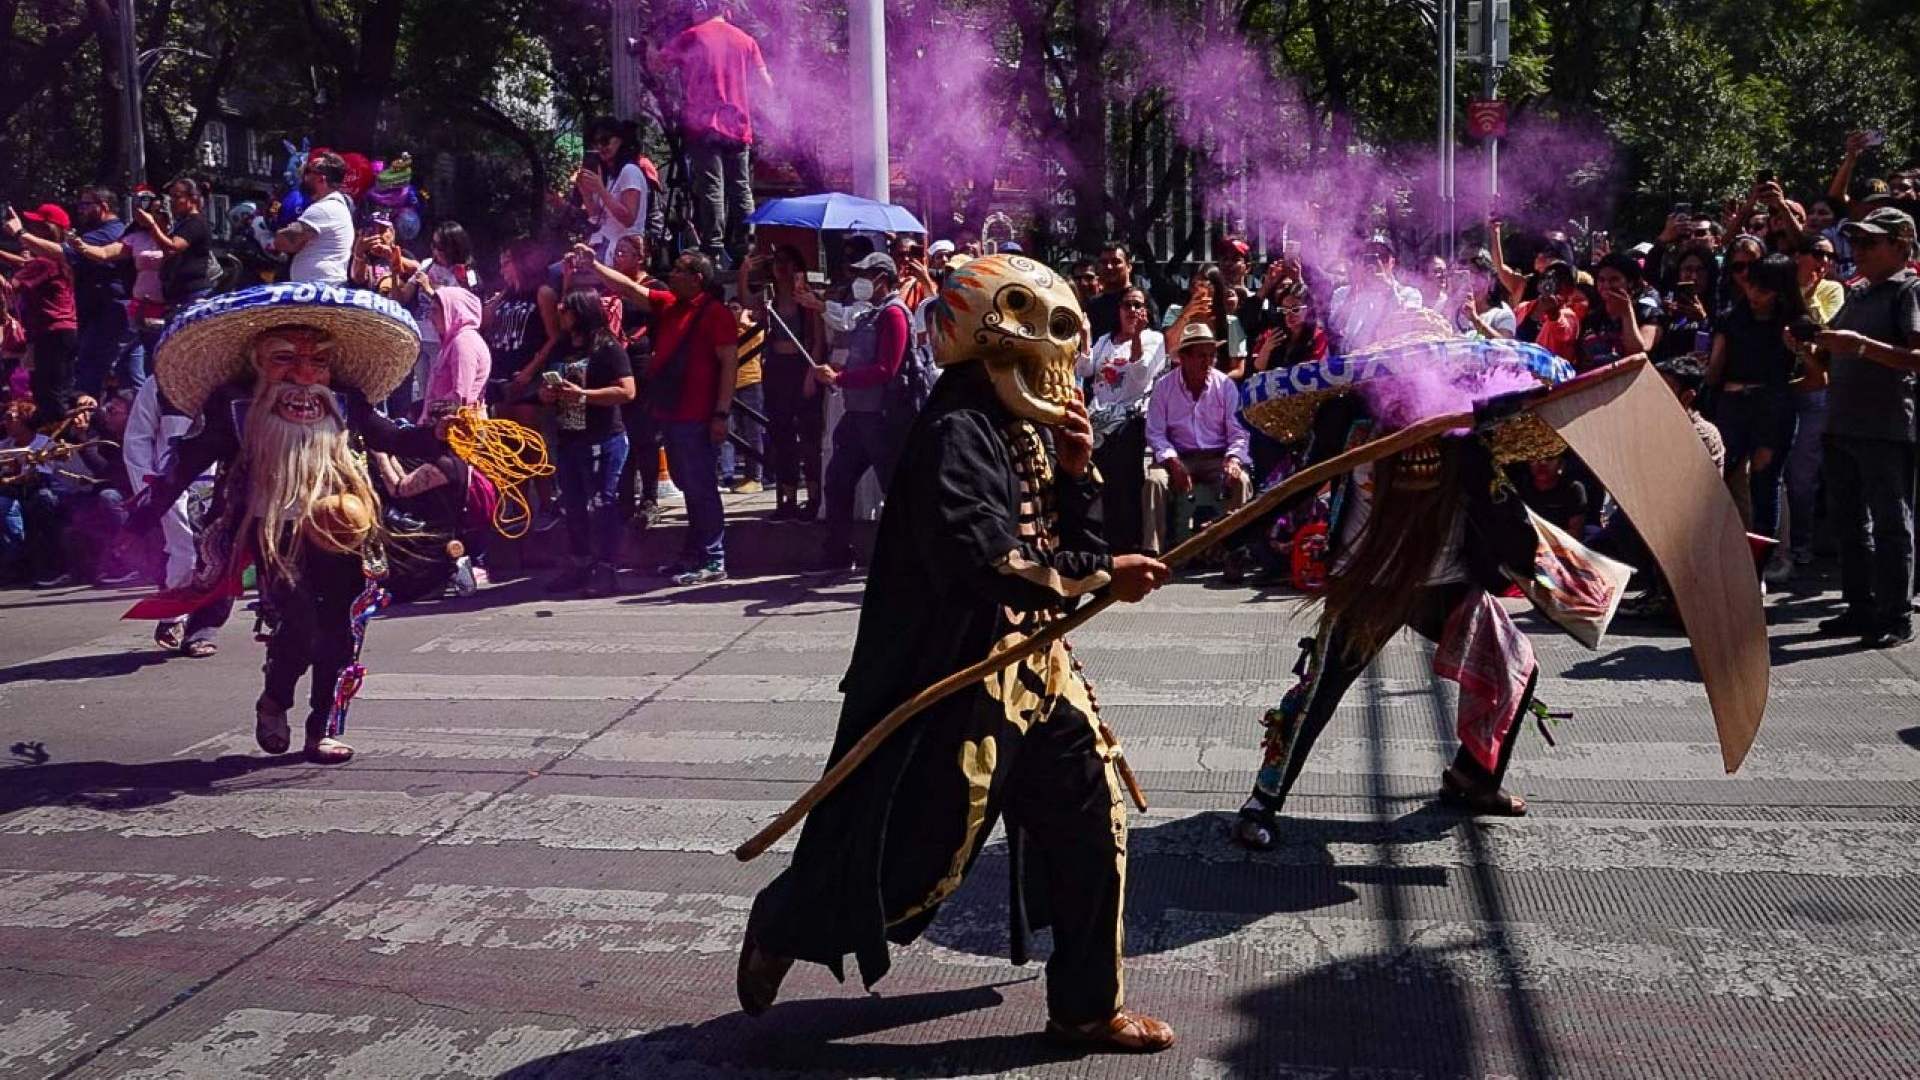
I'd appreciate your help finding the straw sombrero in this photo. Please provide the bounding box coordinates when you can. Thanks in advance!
[154,282,421,414]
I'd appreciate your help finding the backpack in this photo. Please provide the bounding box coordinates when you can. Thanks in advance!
[882,302,937,424]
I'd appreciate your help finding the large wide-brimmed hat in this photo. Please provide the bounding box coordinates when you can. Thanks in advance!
[154,282,421,414]
[1238,331,1577,462]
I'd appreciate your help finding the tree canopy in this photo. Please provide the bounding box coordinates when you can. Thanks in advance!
[3,0,1914,260]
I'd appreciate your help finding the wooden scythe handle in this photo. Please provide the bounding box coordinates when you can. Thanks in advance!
[731,361,1640,862]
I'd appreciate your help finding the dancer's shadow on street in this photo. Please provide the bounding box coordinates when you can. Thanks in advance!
[494,980,1089,1079]
[0,752,308,816]
[0,648,173,687]
[922,809,1454,964]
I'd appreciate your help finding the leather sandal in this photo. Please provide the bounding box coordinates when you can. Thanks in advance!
[304,737,354,765]
[182,639,218,659]
[254,696,291,755]
[1440,766,1527,816]
[1045,1009,1176,1054]
[735,929,793,1017]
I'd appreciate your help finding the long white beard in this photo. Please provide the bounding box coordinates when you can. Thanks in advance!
[241,383,378,580]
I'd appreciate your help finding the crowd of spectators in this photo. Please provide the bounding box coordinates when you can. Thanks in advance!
[4,115,1917,645]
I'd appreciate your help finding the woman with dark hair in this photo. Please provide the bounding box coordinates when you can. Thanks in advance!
[1720,235,1768,313]
[1252,282,1328,370]
[393,221,479,419]
[1706,252,1808,541]
[540,289,636,595]
[576,117,650,263]
[1513,261,1583,366]
[1655,244,1720,363]
[1577,252,1662,369]
[1078,285,1166,553]
[738,244,826,520]
[1447,248,1516,338]
[608,234,666,526]
[1163,264,1248,377]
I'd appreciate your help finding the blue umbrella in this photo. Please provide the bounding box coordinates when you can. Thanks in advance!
[746,193,925,234]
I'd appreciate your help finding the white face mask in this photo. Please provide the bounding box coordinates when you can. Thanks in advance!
[850,278,875,303]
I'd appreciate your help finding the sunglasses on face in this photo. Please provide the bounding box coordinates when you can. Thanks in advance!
[1806,249,1835,260]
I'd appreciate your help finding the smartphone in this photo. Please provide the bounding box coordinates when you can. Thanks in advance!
[1673,281,1698,302]
[1671,202,1693,217]
[1863,130,1888,149]
[541,371,564,387]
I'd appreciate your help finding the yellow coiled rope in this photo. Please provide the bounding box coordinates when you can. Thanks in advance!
[444,407,556,539]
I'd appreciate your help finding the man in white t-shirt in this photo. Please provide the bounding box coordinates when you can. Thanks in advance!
[274,151,355,284]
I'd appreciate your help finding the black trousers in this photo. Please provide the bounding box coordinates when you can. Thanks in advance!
[261,545,367,741]
[1824,434,1916,630]
[1092,417,1147,557]
[1254,584,1525,811]
[616,399,661,514]
[763,353,825,490]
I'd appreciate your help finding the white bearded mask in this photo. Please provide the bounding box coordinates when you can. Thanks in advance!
[928,255,1085,426]
[241,351,379,580]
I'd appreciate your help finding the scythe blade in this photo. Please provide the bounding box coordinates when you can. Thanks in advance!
[1533,361,1769,773]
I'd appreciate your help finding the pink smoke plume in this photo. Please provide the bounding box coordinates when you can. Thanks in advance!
[1357,354,1543,433]
[717,2,1616,254]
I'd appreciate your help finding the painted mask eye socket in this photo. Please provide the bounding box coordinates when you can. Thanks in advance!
[1003,288,1033,313]
[1048,308,1080,342]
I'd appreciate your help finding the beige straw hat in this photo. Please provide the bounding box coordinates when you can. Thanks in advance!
[154,282,422,414]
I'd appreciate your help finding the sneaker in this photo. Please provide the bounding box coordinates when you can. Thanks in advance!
[31,572,73,589]
[730,478,764,494]
[1762,557,1794,585]
[1864,623,1915,649]
[583,562,619,598]
[1817,611,1875,638]
[155,618,187,651]
[672,561,727,587]
[451,556,478,597]
[97,567,144,587]
[546,562,593,594]
[630,500,662,531]
[655,559,695,578]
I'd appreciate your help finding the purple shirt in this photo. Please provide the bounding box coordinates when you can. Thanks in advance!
[1145,366,1250,466]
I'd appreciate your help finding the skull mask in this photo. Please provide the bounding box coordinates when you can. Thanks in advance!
[929,254,1085,426]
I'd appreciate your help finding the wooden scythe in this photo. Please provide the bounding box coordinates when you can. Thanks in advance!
[1533,358,1769,772]
[734,358,1758,862]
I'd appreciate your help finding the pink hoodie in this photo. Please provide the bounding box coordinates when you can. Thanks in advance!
[422,286,490,413]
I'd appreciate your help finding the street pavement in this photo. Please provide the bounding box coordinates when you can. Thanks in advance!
[3,560,1919,1079]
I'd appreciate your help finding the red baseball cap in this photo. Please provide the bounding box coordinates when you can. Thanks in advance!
[21,203,71,230]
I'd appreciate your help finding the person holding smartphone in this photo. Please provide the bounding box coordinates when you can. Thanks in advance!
[575,117,649,264]
[539,289,637,597]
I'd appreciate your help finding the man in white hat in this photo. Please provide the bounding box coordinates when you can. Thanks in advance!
[1141,322,1253,568]
[126,283,447,763]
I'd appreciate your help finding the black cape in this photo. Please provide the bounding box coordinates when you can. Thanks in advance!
[751,365,1115,988]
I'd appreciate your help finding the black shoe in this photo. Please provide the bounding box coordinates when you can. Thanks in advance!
[546,562,593,593]
[736,927,793,1017]
[811,543,857,573]
[1222,548,1250,586]
[583,563,619,598]
[795,499,820,523]
[1864,623,1915,649]
[1817,612,1875,638]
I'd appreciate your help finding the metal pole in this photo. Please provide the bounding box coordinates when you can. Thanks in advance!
[848,0,890,203]
[120,0,145,191]
[1483,3,1500,211]
[1439,0,1456,261]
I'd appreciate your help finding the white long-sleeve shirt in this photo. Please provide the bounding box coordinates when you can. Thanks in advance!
[1145,366,1250,467]
[123,379,201,494]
